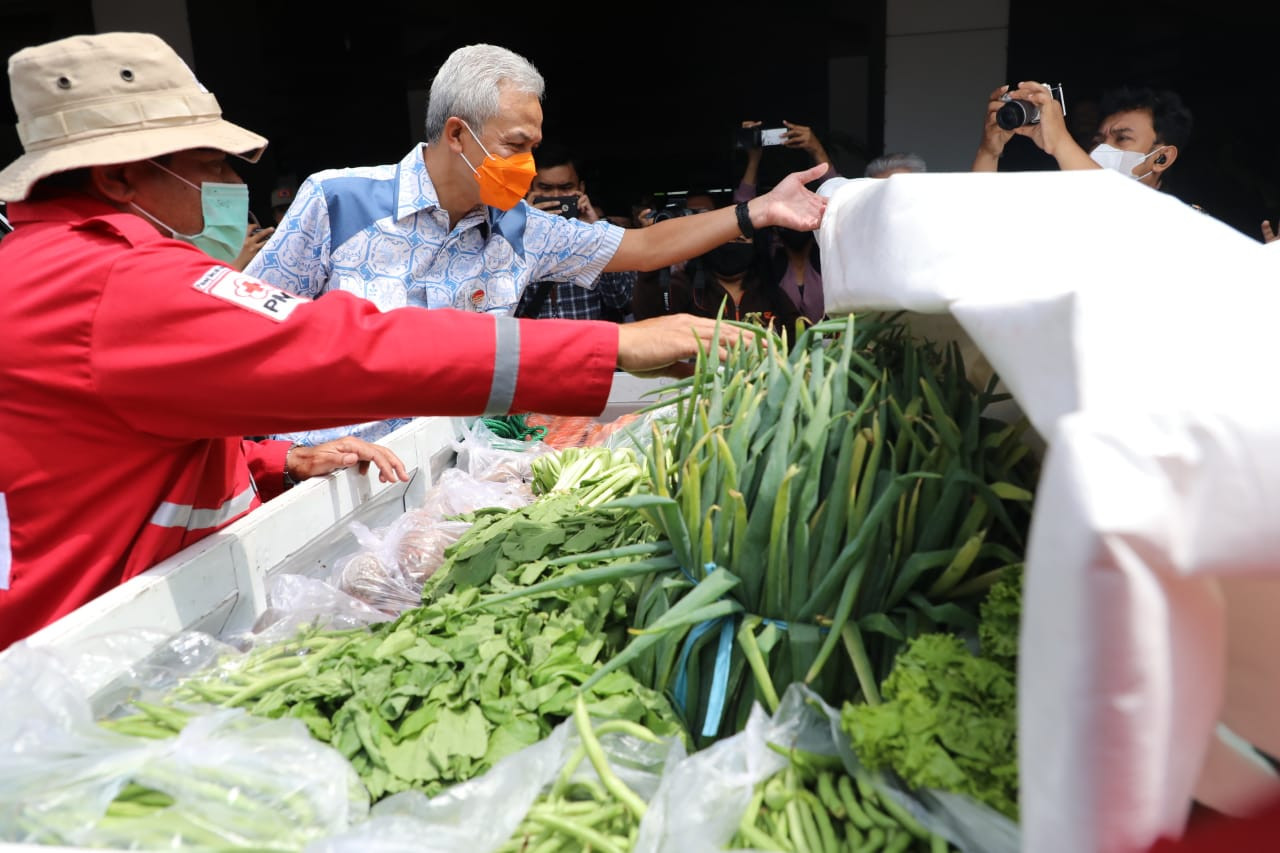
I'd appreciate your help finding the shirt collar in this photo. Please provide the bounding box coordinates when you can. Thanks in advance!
[393,143,439,220]
[395,143,491,232]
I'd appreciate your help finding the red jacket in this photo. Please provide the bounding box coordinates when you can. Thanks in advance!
[0,195,618,648]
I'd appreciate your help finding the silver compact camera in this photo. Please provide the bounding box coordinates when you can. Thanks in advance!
[996,83,1066,131]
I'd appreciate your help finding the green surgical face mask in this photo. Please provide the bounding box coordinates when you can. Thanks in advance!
[130,159,249,264]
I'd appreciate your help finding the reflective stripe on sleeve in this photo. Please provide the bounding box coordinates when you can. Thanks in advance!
[0,493,10,590]
[149,484,257,531]
[484,316,520,415]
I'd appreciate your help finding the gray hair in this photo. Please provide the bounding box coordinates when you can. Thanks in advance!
[864,152,928,177]
[424,44,545,143]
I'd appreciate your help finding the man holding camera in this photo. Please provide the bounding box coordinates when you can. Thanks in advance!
[514,140,636,322]
[971,81,1192,195]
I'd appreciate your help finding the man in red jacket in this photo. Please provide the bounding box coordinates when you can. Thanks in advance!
[0,32,771,649]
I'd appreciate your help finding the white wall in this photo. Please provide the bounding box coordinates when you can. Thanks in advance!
[883,0,1009,173]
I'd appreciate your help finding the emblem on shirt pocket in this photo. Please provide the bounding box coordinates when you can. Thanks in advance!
[192,266,307,322]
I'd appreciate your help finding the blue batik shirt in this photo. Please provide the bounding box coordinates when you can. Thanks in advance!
[245,144,625,446]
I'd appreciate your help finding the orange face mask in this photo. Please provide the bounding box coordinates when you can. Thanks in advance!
[460,121,536,210]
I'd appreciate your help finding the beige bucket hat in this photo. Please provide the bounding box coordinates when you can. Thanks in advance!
[0,31,267,201]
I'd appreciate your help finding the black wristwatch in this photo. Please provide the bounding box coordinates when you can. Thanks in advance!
[735,201,755,239]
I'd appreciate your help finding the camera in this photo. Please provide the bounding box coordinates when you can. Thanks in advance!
[733,126,788,150]
[531,195,580,219]
[995,82,1066,131]
[651,200,695,223]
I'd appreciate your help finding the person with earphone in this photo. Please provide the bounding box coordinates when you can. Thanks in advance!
[973,81,1193,196]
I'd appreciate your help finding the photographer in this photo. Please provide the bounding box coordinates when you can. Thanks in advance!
[972,81,1192,196]
[514,141,636,322]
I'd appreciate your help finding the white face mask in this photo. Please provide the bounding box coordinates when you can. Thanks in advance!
[1089,143,1167,181]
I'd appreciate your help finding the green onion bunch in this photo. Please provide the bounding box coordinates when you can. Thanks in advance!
[589,312,1039,746]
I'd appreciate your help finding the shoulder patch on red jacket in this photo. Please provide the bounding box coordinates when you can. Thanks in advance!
[192,267,307,322]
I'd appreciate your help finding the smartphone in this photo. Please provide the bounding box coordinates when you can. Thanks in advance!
[759,127,788,147]
[531,195,579,218]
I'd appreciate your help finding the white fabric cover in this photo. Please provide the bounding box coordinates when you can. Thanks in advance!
[817,169,1280,853]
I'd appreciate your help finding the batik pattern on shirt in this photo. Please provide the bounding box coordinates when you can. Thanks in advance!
[245,144,624,445]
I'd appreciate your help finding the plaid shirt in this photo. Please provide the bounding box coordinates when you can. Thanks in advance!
[514,270,637,321]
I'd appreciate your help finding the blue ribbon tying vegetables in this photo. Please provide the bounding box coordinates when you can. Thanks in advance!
[672,563,736,739]
[675,562,703,585]
[672,619,735,739]
[671,567,826,739]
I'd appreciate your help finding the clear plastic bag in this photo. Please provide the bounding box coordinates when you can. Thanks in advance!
[307,712,683,853]
[392,517,471,581]
[5,626,237,715]
[0,642,369,850]
[635,683,1020,853]
[453,418,556,483]
[332,519,423,614]
[633,692,796,852]
[247,572,391,647]
[330,466,534,615]
[601,404,677,456]
[417,466,533,520]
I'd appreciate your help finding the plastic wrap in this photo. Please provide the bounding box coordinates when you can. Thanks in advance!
[329,465,534,615]
[231,572,389,652]
[307,712,682,853]
[0,642,368,849]
[453,418,556,482]
[636,682,1016,853]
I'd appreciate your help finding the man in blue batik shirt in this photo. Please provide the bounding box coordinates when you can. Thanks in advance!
[247,42,830,445]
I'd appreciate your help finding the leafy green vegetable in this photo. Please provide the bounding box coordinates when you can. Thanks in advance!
[424,492,657,601]
[978,564,1023,671]
[145,495,684,803]
[840,633,1018,820]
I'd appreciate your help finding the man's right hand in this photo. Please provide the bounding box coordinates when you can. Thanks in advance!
[615,314,756,378]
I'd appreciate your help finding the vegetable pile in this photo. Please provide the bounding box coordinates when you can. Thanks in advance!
[585,314,1037,747]
[146,480,684,802]
[731,744,959,852]
[497,695,665,853]
[6,313,1041,851]
[840,567,1023,821]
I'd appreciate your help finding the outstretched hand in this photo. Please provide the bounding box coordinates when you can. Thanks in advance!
[287,437,410,485]
[757,163,830,232]
[616,314,756,379]
[1263,219,1278,243]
